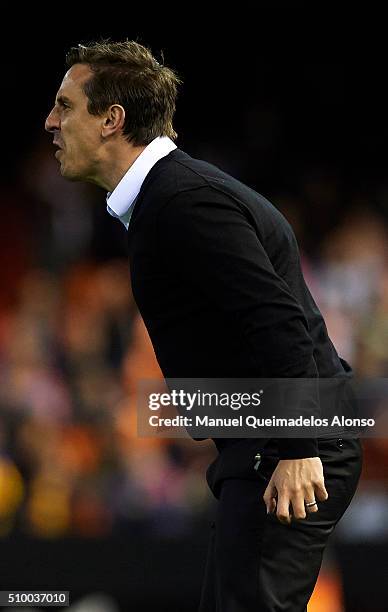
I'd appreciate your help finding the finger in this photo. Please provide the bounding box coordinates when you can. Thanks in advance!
[276,493,291,525]
[306,502,318,514]
[305,487,319,514]
[314,480,329,502]
[267,497,277,514]
[263,482,277,514]
[291,492,306,520]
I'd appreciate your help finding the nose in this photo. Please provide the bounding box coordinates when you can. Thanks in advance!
[45,107,60,133]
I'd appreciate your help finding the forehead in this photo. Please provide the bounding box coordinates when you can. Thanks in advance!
[56,63,93,100]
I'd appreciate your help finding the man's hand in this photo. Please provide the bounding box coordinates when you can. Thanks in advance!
[263,457,328,524]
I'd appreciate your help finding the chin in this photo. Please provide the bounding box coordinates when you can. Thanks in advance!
[60,164,83,182]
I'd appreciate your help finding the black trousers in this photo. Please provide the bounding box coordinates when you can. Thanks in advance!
[198,437,362,612]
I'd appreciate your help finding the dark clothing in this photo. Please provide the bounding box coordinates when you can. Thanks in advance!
[126,148,361,611]
[199,437,362,612]
[127,148,350,459]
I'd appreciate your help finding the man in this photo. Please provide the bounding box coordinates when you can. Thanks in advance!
[45,41,362,611]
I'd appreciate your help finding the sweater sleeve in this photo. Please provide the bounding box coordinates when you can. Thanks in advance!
[158,188,319,458]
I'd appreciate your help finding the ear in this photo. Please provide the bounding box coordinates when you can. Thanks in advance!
[101,104,125,138]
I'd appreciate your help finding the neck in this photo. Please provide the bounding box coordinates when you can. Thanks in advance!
[87,142,147,192]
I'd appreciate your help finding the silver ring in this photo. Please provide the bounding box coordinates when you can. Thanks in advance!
[305,500,317,508]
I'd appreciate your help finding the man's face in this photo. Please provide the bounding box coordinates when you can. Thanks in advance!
[45,64,104,181]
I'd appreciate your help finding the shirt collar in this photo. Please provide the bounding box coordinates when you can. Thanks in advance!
[106,136,177,229]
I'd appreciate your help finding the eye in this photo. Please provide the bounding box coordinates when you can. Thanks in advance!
[57,100,71,111]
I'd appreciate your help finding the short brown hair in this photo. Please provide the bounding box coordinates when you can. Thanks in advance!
[65,40,181,146]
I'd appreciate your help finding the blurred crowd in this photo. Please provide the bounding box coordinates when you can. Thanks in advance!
[0,255,214,538]
[0,139,387,603]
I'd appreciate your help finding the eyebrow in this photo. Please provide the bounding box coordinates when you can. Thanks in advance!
[56,95,72,105]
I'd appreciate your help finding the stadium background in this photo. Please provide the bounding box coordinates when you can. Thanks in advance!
[0,24,387,612]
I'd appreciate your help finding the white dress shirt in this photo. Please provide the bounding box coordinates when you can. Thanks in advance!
[106,136,177,229]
